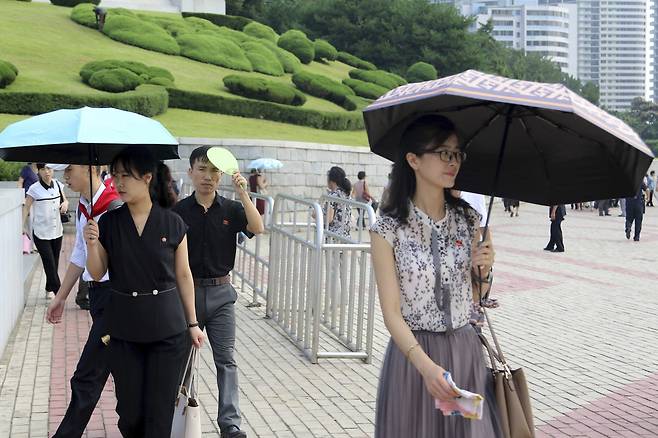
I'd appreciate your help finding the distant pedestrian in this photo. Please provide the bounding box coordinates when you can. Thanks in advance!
[598,199,610,216]
[508,199,519,217]
[17,162,38,195]
[353,170,376,229]
[22,163,69,299]
[646,171,655,207]
[544,204,566,253]
[248,168,268,217]
[324,166,352,238]
[625,181,647,241]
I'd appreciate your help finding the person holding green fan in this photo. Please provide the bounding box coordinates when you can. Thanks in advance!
[173,146,264,438]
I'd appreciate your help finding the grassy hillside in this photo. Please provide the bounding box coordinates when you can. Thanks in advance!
[0,110,368,146]
[0,1,370,145]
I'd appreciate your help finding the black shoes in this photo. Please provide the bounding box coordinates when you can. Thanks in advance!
[625,230,631,240]
[543,247,553,251]
[222,427,247,438]
[551,248,564,253]
[634,237,640,242]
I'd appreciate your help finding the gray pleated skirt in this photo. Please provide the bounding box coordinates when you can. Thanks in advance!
[375,325,502,438]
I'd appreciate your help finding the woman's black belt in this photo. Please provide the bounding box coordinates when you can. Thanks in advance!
[111,285,177,297]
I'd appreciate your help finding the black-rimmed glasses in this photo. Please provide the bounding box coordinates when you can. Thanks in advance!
[426,150,467,163]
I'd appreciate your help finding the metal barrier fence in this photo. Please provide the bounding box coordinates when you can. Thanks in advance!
[266,193,377,363]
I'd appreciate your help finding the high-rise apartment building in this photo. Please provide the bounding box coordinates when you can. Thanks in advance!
[435,0,655,110]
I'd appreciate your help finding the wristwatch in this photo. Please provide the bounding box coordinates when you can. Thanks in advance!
[188,322,199,328]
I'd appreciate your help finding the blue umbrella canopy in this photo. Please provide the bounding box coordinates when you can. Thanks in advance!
[248,158,283,170]
[363,69,654,206]
[0,106,179,164]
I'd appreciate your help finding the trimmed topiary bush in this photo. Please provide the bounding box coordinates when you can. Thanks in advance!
[167,88,363,130]
[314,39,337,62]
[337,52,376,70]
[349,69,407,90]
[141,15,194,38]
[0,60,18,89]
[181,12,252,30]
[342,78,387,99]
[80,60,174,86]
[260,40,301,74]
[223,75,305,106]
[184,16,220,33]
[277,30,314,64]
[292,70,356,111]
[70,3,98,28]
[214,26,252,44]
[51,0,100,6]
[89,68,143,93]
[102,14,180,55]
[0,84,168,117]
[176,33,252,71]
[407,61,437,83]
[243,22,278,42]
[241,41,284,76]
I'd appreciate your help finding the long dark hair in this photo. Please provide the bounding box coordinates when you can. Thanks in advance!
[380,114,473,225]
[111,147,177,208]
[328,166,351,195]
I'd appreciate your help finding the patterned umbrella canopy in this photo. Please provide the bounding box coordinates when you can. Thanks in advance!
[363,69,654,206]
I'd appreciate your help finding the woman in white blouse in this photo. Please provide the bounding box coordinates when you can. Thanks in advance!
[22,163,69,299]
[370,114,500,437]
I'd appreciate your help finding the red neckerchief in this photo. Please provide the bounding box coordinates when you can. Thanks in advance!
[79,186,120,220]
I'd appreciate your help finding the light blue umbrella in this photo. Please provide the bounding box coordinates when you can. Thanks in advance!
[0,106,178,164]
[248,158,283,170]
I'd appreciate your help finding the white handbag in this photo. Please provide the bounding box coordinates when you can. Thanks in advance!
[171,347,202,438]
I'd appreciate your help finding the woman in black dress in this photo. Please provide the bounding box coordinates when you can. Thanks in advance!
[85,147,205,437]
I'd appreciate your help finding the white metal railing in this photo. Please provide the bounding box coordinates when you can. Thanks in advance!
[0,189,26,356]
[266,194,377,363]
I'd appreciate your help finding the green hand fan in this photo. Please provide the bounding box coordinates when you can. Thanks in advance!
[207,147,240,174]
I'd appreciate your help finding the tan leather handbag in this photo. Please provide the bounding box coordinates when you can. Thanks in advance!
[479,307,535,438]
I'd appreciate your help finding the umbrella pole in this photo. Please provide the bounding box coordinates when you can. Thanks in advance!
[481,106,514,243]
[88,144,96,217]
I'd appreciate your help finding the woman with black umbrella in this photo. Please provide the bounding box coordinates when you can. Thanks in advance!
[84,147,205,437]
[369,115,500,437]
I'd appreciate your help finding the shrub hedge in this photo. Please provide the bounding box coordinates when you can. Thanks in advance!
[277,30,314,64]
[0,60,18,89]
[89,68,143,93]
[51,0,99,6]
[184,16,220,33]
[181,12,252,30]
[102,14,181,55]
[406,61,437,83]
[241,41,284,76]
[214,26,251,44]
[243,22,278,42]
[314,39,338,61]
[342,78,387,100]
[167,88,363,130]
[70,3,98,28]
[80,59,174,92]
[176,33,252,71]
[260,40,301,73]
[292,70,356,111]
[349,69,406,89]
[337,51,376,70]
[223,75,305,106]
[0,84,168,117]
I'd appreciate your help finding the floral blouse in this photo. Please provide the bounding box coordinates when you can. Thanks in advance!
[370,202,480,332]
[325,188,352,238]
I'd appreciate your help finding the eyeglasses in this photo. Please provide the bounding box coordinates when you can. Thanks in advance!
[426,150,467,163]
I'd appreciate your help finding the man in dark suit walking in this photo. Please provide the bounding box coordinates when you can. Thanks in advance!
[544,204,566,253]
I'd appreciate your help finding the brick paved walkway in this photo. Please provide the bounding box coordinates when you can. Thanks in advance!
[1,201,657,437]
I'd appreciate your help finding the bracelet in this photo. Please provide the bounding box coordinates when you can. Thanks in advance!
[188,322,199,328]
[405,342,421,360]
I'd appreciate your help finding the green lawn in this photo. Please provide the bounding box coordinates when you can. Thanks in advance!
[0,1,370,117]
[0,110,369,146]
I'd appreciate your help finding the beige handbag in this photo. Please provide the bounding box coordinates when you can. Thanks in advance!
[171,347,202,438]
[479,307,535,438]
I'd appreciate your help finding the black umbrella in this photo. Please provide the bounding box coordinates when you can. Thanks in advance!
[363,69,654,211]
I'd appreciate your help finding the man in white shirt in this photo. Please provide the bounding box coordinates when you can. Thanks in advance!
[46,165,121,438]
